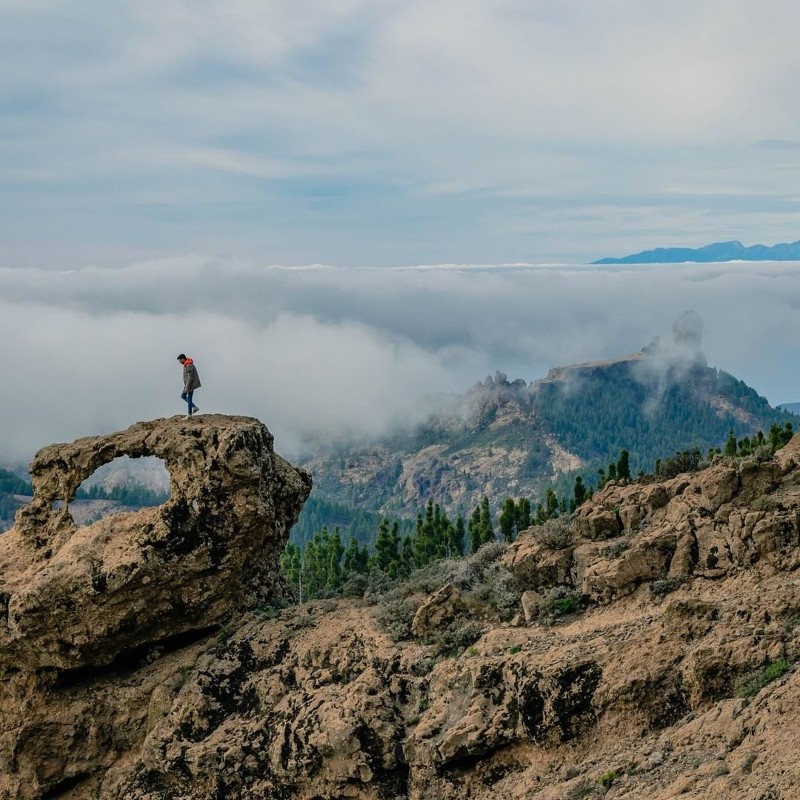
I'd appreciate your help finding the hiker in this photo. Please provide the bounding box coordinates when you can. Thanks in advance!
[177,354,201,417]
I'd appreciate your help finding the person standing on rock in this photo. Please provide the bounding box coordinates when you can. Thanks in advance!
[177,354,201,417]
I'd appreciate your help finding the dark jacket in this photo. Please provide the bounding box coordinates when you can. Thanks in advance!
[183,359,201,392]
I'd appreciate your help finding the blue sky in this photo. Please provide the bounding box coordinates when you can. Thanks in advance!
[3,0,800,267]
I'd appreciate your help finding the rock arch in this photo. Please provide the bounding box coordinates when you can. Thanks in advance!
[0,415,311,670]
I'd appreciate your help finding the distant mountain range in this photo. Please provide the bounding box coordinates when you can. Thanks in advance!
[595,239,800,264]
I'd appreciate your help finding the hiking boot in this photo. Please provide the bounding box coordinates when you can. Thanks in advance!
[192,404,200,413]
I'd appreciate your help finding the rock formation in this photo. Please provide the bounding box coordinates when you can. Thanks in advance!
[4,422,800,799]
[0,415,311,671]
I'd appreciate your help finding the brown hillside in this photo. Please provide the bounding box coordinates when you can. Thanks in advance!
[2,420,800,799]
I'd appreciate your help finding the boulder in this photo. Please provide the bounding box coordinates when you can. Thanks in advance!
[411,584,468,637]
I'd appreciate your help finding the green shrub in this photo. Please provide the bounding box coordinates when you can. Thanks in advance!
[751,494,778,512]
[598,769,617,788]
[735,659,791,698]
[538,586,587,619]
[602,538,630,559]
[535,517,575,550]
[424,620,485,657]
[650,576,686,601]
[742,753,757,773]
[375,597,420,642]
[468,560,523,619]
[566,777,599,800]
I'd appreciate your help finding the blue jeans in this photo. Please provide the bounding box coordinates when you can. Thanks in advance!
[181,390,195,415]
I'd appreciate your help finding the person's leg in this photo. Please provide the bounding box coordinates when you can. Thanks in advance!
[186,391,193,416]
[191,393,199,413]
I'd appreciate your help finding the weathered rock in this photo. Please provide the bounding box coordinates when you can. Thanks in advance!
[502,534,574,590]
[6,432,800,800]
[581,532,677,602]
[0,415,311,670]
[408,655,602,765]
[411,584,468,637]
[576,506,620,540]
[698,465,738,511]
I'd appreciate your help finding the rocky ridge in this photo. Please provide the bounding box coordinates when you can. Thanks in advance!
[3,421,800,798]
[301,353,791,520]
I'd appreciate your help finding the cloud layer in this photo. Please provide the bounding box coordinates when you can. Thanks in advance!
[2,259,800,463]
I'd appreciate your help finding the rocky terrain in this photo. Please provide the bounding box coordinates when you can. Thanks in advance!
[3,417,800,799]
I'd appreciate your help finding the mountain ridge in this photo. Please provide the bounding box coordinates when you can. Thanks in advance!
[594,238,800,264]
[299,346,794,528]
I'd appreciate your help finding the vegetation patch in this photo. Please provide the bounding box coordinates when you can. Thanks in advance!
[650,576,687,601]
[598,769,617,788]
[537,586,589,620]
[735,659,791,698]
[534,517,575,550]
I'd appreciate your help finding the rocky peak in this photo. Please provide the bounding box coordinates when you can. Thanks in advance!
[0,415,311,670]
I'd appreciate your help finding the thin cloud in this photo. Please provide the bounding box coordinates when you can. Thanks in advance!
[3,2,800,265]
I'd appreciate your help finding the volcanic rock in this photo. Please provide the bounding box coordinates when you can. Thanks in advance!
[0,415,311,670]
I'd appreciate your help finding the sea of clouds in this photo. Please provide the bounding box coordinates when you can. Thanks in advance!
[2,258,800,463]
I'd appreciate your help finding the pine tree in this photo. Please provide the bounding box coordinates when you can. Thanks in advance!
[452,515,466,556]
[545,488,558,519]
[517,498,531,530]
[616,449,631,480]
[469,505,483,554]
[573,476,586,507]
[374,517,397,572]
[499,497,517,542]
[724,429,738,456]
[479,495,494,545]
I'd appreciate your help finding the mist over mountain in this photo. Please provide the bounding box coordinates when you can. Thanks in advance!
[299,316,794,529]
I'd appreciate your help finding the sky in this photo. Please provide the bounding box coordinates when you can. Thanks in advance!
[3,2,800,463]
[2,0,800,267]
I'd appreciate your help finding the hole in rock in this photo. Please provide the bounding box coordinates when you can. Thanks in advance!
[55,625,220,689]
[73,455,170,527]
[41,771,93,799]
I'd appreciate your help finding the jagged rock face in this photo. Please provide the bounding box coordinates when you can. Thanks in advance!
[0,415,311,670]
[6,433,800,799]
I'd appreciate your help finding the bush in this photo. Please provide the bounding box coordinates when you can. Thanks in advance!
[469,560,523,619]
[735,659,791,698]
[535,517,575,550]
[373,543,518,640]
[566,777,600,800]
[656,448,703,479]
[751,494,778,512]
[538,586,587,619]
[598,770,617,788]
[650,576,686,601]
[602,538,629,559]
[375,597,421,642]
[424,620,485,657]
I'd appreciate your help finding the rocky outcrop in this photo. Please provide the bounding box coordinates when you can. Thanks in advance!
[502,440,800,605]
[5,429,800,799]
[0,415,311,671]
